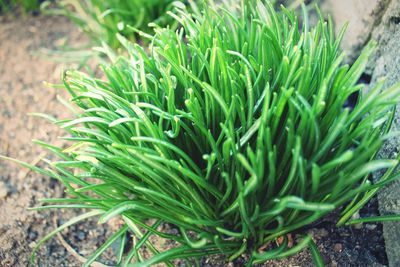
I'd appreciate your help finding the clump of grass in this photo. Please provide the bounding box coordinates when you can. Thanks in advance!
[3,0,400,266]
[42,0,186,48]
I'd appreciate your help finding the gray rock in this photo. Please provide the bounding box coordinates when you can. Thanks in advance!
[322,0,390,64]
[368,2,400,266]
[324,0,400,266]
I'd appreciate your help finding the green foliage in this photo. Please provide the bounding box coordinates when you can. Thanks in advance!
[43,0,186,48]
[0,0,40,13]
[2,0,400,265]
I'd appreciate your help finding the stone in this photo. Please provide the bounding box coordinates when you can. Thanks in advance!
[324,0,400,266]
[0,181,9,199]
[334,243,343,253]
[322,0,390,63]
[365,224,378,231]
[368,2,400,266]
[310,228,329,240]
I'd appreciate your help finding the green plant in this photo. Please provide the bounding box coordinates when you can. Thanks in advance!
[0,0,41,13]
[42,0,186,49]
[3,0,400,266]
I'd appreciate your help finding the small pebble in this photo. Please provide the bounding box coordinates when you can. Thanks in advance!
[334,243,343,252]
[80,250,90,256]
[29,242,37,249]
[351,212,363,229]
[311,228,329,239]
[365,224,377,230]
[0,181,9,199]
[353,223,363,230]
[28,231,38,240]
[77,231,86,241]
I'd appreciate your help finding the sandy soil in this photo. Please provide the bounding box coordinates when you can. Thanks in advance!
[0,14,115,267]
[0,13,391,267]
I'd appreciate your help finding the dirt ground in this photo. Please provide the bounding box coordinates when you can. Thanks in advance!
[0,14,117,267]
[0,13,391,267]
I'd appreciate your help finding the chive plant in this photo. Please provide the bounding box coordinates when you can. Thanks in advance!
[43,0,186,48]
[3,0,400,266]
